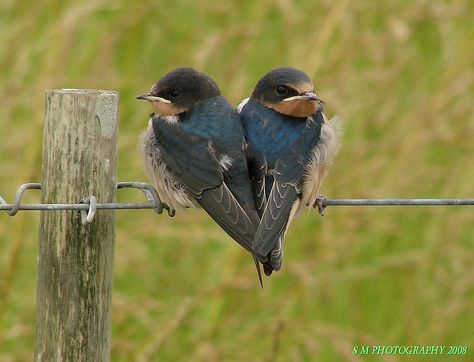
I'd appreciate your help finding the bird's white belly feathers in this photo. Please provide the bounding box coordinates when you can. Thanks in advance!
[300,117,342,210]
[140,122,197,211]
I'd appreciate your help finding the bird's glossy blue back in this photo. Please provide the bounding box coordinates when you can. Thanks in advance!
[176,95,259,223]
[180,95,244,148]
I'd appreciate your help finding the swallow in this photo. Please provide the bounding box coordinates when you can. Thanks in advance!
[137,67,264,283]
[237,67,341,276]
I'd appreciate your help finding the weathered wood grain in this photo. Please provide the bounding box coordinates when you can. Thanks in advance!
[35,89,118,362]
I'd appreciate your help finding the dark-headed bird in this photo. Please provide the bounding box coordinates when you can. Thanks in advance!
[137,67,263,282]
[238,67,341,276]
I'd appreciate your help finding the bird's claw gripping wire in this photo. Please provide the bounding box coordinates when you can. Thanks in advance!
[313,194,328,216]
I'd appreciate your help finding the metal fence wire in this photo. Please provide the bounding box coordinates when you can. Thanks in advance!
[1,182,474,225]
[0,182,175,225]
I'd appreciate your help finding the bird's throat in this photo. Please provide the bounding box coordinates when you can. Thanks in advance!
[265,99,317,118]
[151,101,186,116]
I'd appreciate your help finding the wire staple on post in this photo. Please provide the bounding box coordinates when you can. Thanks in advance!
[80,196,97,225]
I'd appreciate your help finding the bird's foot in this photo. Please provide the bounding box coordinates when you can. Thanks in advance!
[313,194,327,216]
[162,203,176,217]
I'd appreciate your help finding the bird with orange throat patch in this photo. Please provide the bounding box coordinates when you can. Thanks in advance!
[138,68,265,284]
[238,67,341,276]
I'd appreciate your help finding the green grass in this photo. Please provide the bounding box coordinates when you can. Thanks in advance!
[1,0,473,361]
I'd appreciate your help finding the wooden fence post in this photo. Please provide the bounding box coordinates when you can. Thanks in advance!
[35,89,118,361]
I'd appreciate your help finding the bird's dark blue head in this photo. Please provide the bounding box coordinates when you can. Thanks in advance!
[251,67,323,118]
[137,67,221,116]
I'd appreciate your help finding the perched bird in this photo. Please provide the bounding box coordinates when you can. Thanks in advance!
[238,67,341,276]
[137,67,263,282]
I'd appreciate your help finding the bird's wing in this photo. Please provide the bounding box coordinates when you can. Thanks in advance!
[254,155,301,257]
[253,114,326,274]
[246,145,267,218]
[152,117,256,253]
[252,154,303,263]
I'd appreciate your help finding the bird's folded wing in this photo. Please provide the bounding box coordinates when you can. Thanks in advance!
[152,117,256,252]
[253,179,297,259]
[246,146,267,218]
[197,183,255,253]
[253,152,306,257]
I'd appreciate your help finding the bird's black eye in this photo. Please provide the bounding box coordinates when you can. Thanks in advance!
[276,85,288,95]
[169,89,180,98]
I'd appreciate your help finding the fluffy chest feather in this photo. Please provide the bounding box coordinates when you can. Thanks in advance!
[140,120,197,211]
[300,118,341,208]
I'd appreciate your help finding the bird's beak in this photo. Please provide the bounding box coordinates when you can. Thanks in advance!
[136,93,171,104]
[283,91,318,102]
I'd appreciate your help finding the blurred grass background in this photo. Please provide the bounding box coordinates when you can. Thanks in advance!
[0,0,473,361]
